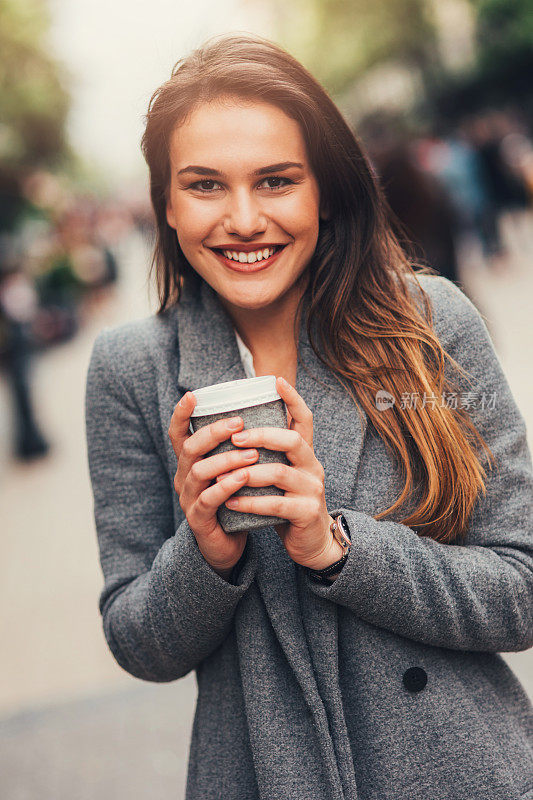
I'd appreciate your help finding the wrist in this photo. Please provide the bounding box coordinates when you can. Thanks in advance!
[302,517,344,571]
[203,539,249,582]
[305,513,352,584]
[199,549,239,581]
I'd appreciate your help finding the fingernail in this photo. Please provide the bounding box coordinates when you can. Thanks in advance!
[226,416,242,430]
[243,449,257,459]
[235,469,247,480]
[179,392,189,407]
[278,377,289,388]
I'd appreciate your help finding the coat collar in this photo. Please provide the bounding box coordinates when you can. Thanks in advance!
[177,277,246,391]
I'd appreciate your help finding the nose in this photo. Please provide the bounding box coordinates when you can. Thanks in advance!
[223,188,267,239]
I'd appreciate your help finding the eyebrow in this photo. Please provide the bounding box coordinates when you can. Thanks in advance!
[176,161,305,178]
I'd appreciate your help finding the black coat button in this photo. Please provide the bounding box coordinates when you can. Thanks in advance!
[403,667,428,692]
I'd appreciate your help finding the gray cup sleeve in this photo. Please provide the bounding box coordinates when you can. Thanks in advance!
[189,398,289,533]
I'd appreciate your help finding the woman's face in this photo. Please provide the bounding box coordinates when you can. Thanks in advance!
[165,95,324,312]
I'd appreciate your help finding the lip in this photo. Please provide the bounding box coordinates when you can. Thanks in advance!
[208,243,288,253]
[208,244,288,273]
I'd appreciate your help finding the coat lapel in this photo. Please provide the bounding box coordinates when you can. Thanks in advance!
[291,320,365,798]
[295,331,367,512]
[176,277,248,390]
[173,278,366,798]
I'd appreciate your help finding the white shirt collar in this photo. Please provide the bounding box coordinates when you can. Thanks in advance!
[233,328,256,378]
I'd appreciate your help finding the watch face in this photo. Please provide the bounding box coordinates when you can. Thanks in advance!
[337,515,351,545]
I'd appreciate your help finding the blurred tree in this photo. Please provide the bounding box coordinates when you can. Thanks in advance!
[476,0,533,113]
[427,0,533,125]
[0,0,72,233]
[269,0,441,95]
[476,0,533,65]
[0,0,71,168]
[264,0,533,130]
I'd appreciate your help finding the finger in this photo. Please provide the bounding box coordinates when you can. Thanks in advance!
[177,414,245,487]
[275,376,314,446]
[216,472,233,482]
[224,492,308,523]
[190,469,250,526]
[216,462,320,495]
[181,448,258,511]
[168,392,197,460]
[192,448,259,485]
[231,426,312,469]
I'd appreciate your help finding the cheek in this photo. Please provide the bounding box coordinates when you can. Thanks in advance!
[281,192,320,239]
[173,199,214,244]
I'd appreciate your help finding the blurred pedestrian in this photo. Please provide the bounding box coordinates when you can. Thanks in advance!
[374,138,460,284]
[417,130,504,262]
[0,235,51,460]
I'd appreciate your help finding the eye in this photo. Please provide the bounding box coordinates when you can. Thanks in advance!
[190,179,221,192]
[260,176,294,190]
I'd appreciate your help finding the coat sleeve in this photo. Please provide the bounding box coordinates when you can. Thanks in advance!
[308,276,533,653]
[85,328,257,682]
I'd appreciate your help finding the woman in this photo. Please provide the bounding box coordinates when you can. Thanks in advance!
[85,34,533,800]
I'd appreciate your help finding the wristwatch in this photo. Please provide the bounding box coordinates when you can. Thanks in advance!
[307,513,351,584]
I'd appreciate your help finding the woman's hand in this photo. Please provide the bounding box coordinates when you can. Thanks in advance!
[168,392,260,579]
[216,377,341,570]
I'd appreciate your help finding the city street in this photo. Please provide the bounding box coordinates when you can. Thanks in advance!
[1,217,532,798]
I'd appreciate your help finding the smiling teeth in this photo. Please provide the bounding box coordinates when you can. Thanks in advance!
[222,247,277,263]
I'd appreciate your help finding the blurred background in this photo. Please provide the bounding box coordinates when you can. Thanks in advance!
[1,0,532,796]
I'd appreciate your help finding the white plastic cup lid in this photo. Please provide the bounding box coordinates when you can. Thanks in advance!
[190,375,281,417]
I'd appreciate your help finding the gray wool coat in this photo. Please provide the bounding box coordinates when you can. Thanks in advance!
[85,272,533,800]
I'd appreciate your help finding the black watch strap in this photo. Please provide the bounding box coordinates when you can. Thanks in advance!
[307,550,350,583]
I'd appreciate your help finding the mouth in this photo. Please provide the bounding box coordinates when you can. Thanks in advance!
[208,244,287,272]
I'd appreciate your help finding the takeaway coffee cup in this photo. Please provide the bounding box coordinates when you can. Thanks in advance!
[189,376,290,534]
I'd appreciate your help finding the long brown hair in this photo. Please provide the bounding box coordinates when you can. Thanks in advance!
[141,32,495,544]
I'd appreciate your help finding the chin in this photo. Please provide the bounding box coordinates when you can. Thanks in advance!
[220,283,282,311]
[229,296,278,312]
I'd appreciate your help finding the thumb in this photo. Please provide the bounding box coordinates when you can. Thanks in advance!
[168,391,196,458]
